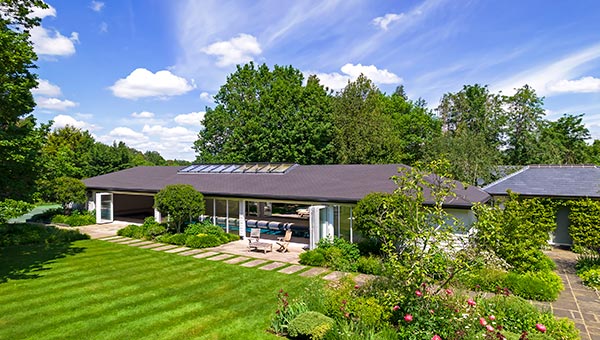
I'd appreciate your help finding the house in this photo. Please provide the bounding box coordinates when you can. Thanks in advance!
[83,163,491,249]
[483,164,600,246]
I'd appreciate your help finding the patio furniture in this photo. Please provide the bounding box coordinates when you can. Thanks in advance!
[249,241,273,254]
[248,228,261,245]
[276,230,293,253]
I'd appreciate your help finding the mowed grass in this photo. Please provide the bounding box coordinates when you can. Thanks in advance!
[0,240,314,340]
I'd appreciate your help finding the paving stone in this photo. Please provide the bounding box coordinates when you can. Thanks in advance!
[207,253,235,261]
[129,240,154,247]
[278,265,306,274]
[553,308,573,318]
[99,236,122,241]
[151,245,178,251]
[193,251,219,259]
[572,311,583,320]
[354,274,376,285]
[107,237,130,242]
[553,301,579,310]
[178,249,205,256]
[117,239,145,245]
[164,247,190,253]
[138,243,164,249]
[240,259,268,267]
[299,267,328,277]
[323,271,346,281]
[224,256,250,264]
[259,262,286,271]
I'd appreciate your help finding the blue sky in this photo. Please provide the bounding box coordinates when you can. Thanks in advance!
[29,0,600,160]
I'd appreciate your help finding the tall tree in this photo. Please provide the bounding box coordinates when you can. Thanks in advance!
[536,113,591,164]
[504,85,545,165]
[0,0,48,200]
[194,63,334,164]
[41,125,95,179]
[332,75,402,164]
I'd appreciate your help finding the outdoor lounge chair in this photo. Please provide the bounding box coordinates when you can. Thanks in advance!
[276,230,292,253]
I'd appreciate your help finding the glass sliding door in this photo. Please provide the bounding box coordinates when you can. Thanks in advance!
[95,193,113,223]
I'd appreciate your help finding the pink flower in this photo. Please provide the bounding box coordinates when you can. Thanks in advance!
[486,325,494,332]
[344,312,350,318]
[416,290,423,297]
[479,317,487,326]
[429,309,435,314]
[354,285,360,289]
[445,288,453,295]
[536,323,547,333]
[432,335,442,340]
[467,298,476,306]
[489,315,496,321]
[393,305,400,311]
[404,314,413,322]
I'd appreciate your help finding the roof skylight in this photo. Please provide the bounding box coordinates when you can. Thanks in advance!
[178,163,297,174]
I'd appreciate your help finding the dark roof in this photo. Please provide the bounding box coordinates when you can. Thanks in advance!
[483,165,600,198]
[83,164,490,208]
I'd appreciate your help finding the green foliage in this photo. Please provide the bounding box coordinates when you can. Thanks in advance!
[52,177,87,212]
[0,0,48,201]
[575,251,600,273]
[0,199,33,223]
[51,210,95,227]
[299,237,361,272]
[566,199,600,250]
[356,256,383,275]
[117,224,146,239]
[184,234,222,248]
[195,62,334,164]
[154,184,205,233]
[504,271,563,301]
[0,223,89,246]
[271,289,310,336]
[288,311,334,340]
[117,217,167,239]
[537,114,591,164]
[579,268,600,288]
[473,192,557,272]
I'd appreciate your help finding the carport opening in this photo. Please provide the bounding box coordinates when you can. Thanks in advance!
[113,194,154,224]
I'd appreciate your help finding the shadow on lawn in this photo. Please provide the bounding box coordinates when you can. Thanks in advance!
[0,243,86,283]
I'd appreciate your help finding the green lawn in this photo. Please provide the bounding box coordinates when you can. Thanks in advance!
[0,240,314,339]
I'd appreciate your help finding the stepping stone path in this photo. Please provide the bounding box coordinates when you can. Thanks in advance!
[279,265,306,274]
[129,241,154,247]
[207,253,235,261]
[99,236,122,241]
[138,243,164,249]
[224,256,249,264]
[117,239,146,245]
[323,271,346,281]
[299,267,328,277]
[178,249,205,256]
[106,237,129,243]
[241,259,268,268]
[151,245,178,251]
[259,262,286,271]
[193,251,219,259]
[165,247,190,253]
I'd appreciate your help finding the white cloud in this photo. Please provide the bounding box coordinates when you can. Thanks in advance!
[142,125,197,143]
[200,92,213,101]
[372,13,404,31]
[547,76,600,94]
[90,1,105,12]
[30,27,78,56]
[51,114,94,130]
[340,63,402,84]
[99,22,108,33]
[36,97,78,110]
[494,42,600,96]
[309,63,402,90]
[110,68,196,99]
[131,111,155,119]
[174,112,205,126]
[203,33,262,67]
[29,5,56,19]
[75,112,94,119]
[32,79,61,97]
[109,127,147,140]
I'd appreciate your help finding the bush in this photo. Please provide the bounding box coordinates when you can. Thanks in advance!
[51,210,96,227]
[579,268,600,288]
[0,199,33,223]
[299,249,326,267]
[0,223,89,246]
[575,251,600,273]
[567,199,600,250]
[288,311,334,340]
[356,256,383,275]
[29,207,63,223]
[185,234,222,248]
[165,233,187,245]
[504,271,563,301]
[117,224,145,239]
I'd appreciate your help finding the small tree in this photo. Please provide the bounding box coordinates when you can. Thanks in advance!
[0,199,33,223]
[154,184,205,233]
[53,177,87,214]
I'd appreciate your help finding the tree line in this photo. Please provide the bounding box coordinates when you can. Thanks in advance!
[195,63,596,185]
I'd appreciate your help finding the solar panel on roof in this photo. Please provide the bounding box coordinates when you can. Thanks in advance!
[221,164,241,173]
[180,165,196,172]
[210,164,229,173]
[178,163,297,174]
[191,165,210,172]
[272,163,294,173]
